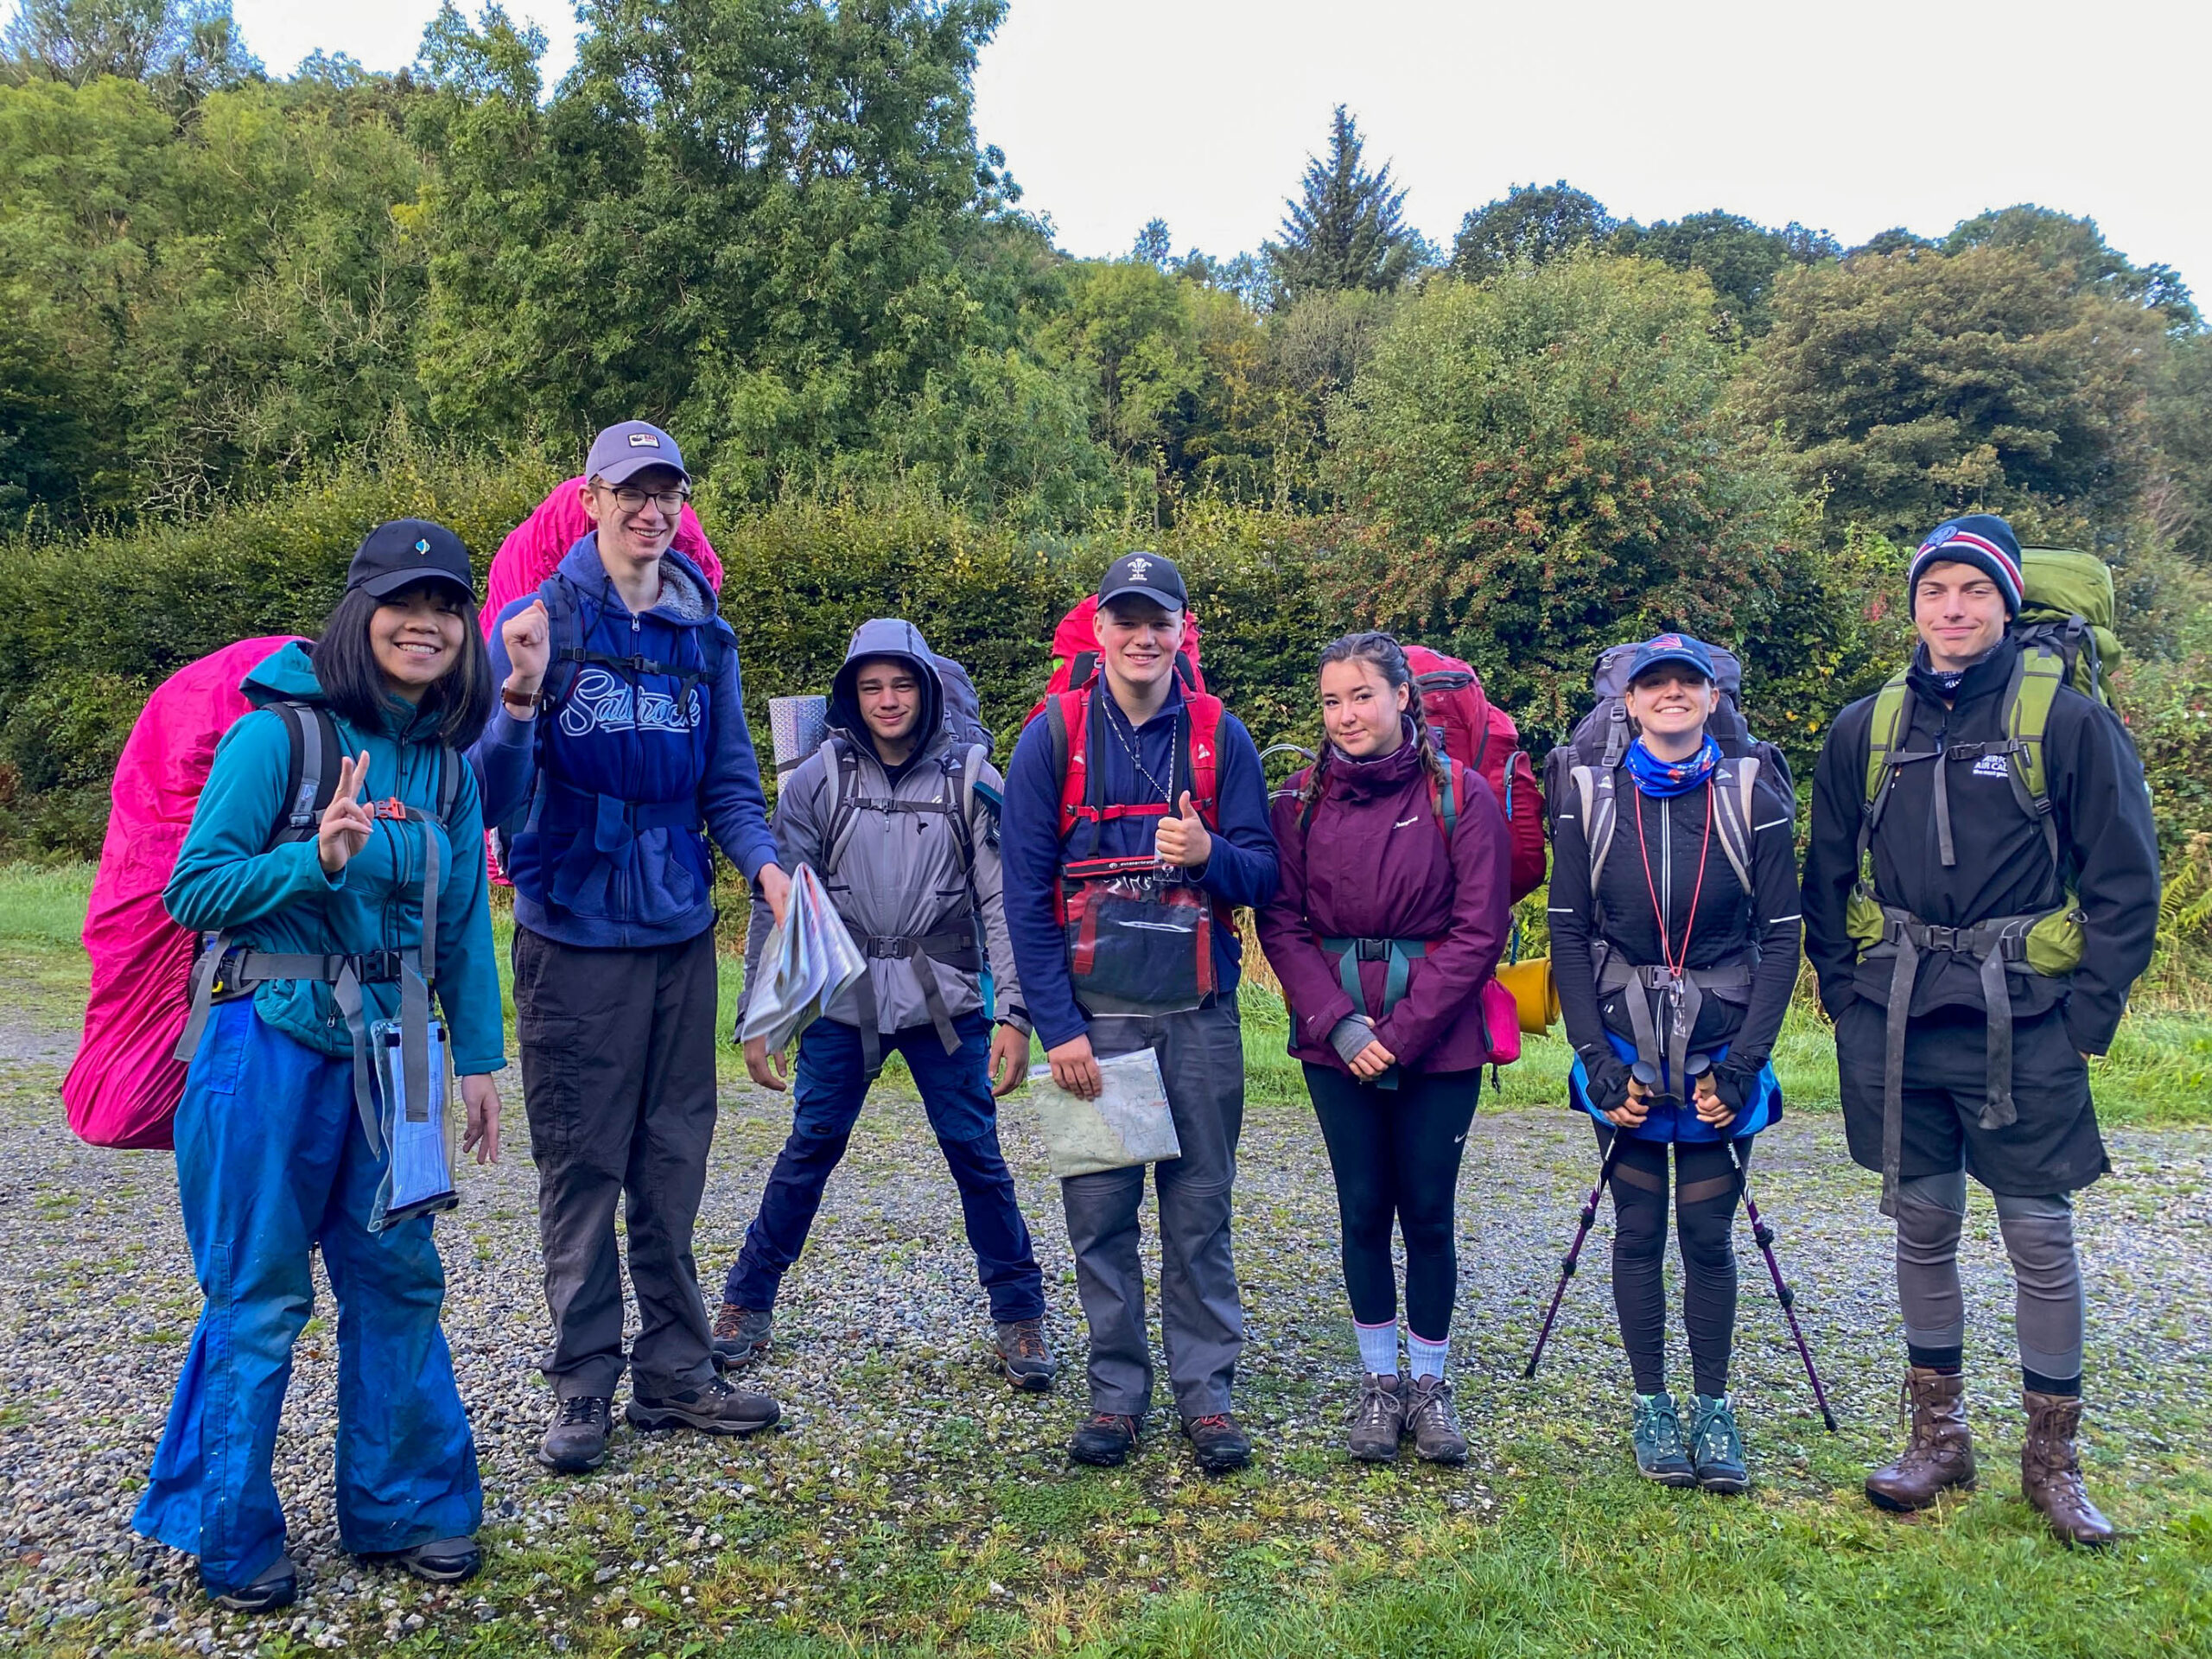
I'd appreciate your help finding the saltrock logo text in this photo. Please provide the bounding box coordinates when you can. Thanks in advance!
[559,668,702,738]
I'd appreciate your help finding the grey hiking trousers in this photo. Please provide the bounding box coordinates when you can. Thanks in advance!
[515,925,721,1401]
[1060,1000,1247,1421]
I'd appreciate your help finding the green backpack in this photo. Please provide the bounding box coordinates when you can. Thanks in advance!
[1850,546,2116,975]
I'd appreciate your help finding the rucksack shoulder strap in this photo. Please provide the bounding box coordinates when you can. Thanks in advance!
[2004,644,2066,873]
[1181,693,1224,826]
[1572,763,1617,891]
[1430,757,1461,844]
[266,702,343,849]
[1709,757,1758,893]
[1045,689,1086,837]
[946,741,985,873]
[1863,671,1913,810]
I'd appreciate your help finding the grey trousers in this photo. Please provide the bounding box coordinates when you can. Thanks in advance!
[514,925,721,1401]
[1060,1000,1247,1421]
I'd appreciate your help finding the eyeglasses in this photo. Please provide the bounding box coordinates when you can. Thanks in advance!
[596,482,690,516]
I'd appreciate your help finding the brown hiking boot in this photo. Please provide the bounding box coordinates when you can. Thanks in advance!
[1404,1374,1469,1464]
[994,1319,1057,1392]
[711,1302,772,1370]
[1345,1373,1405,1463]
[2021,1390,2114,1548]
[1866,1366,1976,1512]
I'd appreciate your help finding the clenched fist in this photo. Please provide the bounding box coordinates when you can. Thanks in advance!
[502,598,550,703]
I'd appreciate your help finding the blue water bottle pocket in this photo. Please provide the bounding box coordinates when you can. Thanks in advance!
[368,1016,459,1231]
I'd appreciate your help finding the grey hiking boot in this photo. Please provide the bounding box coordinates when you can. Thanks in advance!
[1405,1374,1469,1464]
[539,1395,613,1474]
[1688,1393,1748,1494]
[1346,1373,1406,1463]
[626,1374,781,1437]
[1632,1392,1695,1486]
[711,1302,772,1370]
[995,1318,1058,1392]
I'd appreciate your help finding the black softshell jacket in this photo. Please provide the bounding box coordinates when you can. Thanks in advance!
[1549,767,1802,1111]
[1801,637,2161,1055]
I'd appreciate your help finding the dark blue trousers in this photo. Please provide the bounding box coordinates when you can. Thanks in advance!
[722,1012,1046,1323]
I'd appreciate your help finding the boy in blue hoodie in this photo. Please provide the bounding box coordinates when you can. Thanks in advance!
[474,423,789,1472]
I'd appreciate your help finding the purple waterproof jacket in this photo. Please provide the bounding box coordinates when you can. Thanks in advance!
[1257,731,1512,1076]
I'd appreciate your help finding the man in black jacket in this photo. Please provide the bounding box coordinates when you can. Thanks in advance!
[1803,514,2159,1548]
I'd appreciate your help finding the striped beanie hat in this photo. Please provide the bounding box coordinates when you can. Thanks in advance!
[1910,514,2024,615]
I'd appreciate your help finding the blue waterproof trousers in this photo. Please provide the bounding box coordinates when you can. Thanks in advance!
[134,1001,481,1596]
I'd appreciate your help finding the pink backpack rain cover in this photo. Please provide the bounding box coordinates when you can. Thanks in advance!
[63,636,304,1149]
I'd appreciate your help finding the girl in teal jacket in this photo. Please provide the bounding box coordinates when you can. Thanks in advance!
[136,520,504,1612]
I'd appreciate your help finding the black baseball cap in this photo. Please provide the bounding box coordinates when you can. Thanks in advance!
[346,518,476,603]
[1625,632,1716,683]
[1097,550,1186,615]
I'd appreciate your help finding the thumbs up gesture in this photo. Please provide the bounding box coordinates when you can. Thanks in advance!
[1154,790,1212,870]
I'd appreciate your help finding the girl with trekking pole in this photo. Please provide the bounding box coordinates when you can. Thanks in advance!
[1548,634,1801,1492]
[136,521,505,1611]
[1257,632,1510,1463]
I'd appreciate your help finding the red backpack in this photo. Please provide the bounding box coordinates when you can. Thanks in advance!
[1024,594,1205,729]
[1404,645,1547,901]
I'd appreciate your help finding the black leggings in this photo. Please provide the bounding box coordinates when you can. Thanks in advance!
[1306,1063,1480,1339]
[1596,1124,1747,1397]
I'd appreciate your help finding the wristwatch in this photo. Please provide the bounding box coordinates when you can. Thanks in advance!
[501,684,543,713]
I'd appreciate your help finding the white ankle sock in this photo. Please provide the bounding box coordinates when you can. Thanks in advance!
[1355,1319,1400,1376]
[1408,1329,1449,1380]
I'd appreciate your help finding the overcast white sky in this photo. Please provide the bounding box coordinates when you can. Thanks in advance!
[230,0,2212,291]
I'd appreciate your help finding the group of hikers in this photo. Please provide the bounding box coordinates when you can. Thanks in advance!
[128,417,2160,1612]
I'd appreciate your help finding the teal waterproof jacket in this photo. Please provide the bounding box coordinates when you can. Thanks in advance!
[164,642,506,1077]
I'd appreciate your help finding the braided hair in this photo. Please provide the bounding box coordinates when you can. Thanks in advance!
[1300,631,1445,813]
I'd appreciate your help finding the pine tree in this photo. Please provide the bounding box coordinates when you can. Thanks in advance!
[1265,106,1422,305]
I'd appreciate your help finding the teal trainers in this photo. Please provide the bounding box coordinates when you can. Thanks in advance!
[1631,1392,1695,1486]
[1688,1393,1749,1494]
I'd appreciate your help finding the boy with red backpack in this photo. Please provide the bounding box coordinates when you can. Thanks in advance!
[1001,553,1281,1474]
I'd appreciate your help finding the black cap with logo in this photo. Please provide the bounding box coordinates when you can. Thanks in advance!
[346,518,476,603]
[1096,550,1186,615]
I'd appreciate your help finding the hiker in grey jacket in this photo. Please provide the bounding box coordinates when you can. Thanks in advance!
[711,619,1055,1390]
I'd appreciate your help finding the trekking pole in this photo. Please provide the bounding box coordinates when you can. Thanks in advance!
[1725,1134,1840,1433]
[1522,1061,1655,1378]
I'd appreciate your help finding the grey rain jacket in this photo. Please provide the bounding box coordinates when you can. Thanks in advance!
[740,618,1027,1053]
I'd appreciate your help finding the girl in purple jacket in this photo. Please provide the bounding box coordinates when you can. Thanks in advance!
[1257,632,1511,1464]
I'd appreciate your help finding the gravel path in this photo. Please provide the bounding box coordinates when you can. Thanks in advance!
[3,1014,2209,1654]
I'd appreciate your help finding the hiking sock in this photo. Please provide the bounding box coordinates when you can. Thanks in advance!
[1355,1318,1401,1377]
[1406,1329,1449,1382]
[1993,1192,2085,1397]
[1908,1344,1965,1374]
[2022,1367,2082,1397]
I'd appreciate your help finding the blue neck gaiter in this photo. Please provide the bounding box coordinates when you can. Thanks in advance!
[1624,734,1721,798]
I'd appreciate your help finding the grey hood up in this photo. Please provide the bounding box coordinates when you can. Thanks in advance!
[740,618,1027,1043]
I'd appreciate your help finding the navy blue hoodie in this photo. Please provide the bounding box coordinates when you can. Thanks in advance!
[473,537,779,950]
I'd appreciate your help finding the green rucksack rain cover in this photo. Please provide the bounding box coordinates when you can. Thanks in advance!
[2017,546,2120,702]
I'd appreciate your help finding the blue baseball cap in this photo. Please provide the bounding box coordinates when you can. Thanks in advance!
[1625,632,1716,683]
[585,420,688,487]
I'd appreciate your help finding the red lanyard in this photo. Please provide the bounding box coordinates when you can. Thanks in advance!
[1634,779,1712,978]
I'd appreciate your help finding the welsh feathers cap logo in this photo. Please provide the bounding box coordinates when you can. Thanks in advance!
[1126,556,1153,581]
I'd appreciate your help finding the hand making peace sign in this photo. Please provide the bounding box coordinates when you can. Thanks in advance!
[316,750,377,876]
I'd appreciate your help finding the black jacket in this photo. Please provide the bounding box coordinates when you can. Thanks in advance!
[1550,764,1802,1111]
[1802,637,2160,1055]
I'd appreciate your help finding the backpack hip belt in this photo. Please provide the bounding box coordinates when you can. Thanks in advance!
[1859,904,2055,1217]
[847,924,983,1076]
[174,791,454,1164]
[1591,950,1753,1104]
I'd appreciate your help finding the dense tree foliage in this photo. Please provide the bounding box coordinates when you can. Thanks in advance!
[0,0,2206,866]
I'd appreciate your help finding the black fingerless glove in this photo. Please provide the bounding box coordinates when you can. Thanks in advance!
[1584,1052,1632,1114]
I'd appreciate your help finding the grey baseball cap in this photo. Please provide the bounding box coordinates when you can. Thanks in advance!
[585,420,688,487]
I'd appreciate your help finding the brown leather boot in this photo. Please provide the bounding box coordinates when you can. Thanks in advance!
[1865,1366,1976,1512]
[2021,1390,2114,1548]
